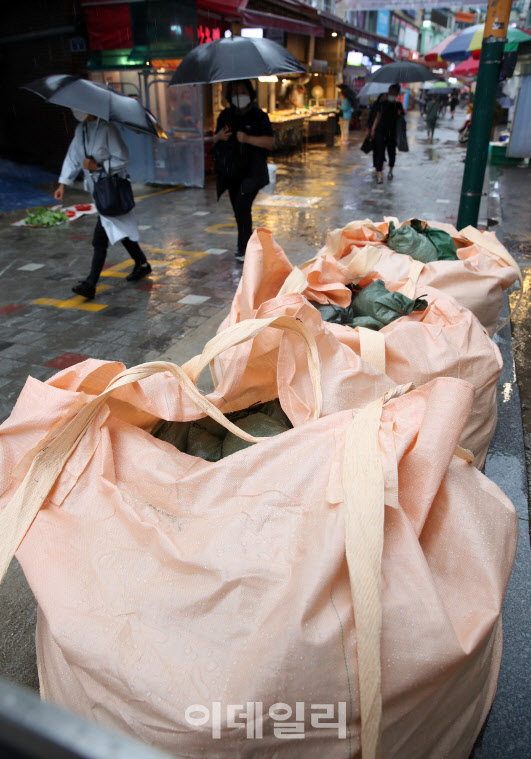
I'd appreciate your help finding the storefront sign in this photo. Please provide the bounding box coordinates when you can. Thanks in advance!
[197,25,221,44]
[376,10,390,38]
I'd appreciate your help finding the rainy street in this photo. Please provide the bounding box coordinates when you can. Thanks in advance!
[0,106,530,757]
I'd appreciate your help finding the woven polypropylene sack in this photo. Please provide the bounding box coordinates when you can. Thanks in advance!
[215,231,503,468]
[316,218,521,336]
[0,337,517,758]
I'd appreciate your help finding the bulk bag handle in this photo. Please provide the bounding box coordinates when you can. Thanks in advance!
[0,315,322,585]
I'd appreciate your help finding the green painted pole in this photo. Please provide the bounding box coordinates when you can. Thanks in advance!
[457,0,513,229]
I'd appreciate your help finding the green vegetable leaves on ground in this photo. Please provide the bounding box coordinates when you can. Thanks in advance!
[24,207,69,227]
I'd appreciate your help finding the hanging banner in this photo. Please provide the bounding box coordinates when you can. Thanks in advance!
[337,1,487,10]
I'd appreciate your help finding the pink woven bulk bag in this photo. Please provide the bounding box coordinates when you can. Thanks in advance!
[0,315,518,759]
[214,230,502,468]
[316,218,521,336]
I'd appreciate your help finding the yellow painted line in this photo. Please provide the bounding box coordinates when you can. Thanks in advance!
[168,252,208,267]
[100,270,128,278]
[205,222,237,234]
[135,186,183,201]
[145,251,209,266]
[33,284,111,311]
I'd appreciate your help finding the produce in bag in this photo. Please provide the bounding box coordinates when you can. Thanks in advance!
[0,323,517,759]
[314,280,428,331]
[409,218,458,260]
[387,220,438,263]
[155,399,291,461]
[316,218,521,335]
[215,230,502,467]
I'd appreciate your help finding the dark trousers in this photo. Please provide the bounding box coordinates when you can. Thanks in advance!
[373,135,396,173]
[87,217,147,286]
[228,183,258,256]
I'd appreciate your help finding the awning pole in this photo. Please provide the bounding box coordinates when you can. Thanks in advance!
[457,0,513,229]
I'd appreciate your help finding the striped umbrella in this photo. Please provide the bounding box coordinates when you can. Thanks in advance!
[452,58,480,78]
[424,32,460,63]
[440,24,531,62]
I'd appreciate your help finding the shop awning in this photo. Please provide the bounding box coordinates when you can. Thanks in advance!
[240,8,323,37]
[345,36,393,64]
[317,9,394,48]
[197,0,246,16]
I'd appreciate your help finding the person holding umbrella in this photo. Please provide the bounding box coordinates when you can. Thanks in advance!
[426,94,439,143]
[54,111,151,299]
[212,80,274,263]
[23,75,164,299]
[370,84,405,184]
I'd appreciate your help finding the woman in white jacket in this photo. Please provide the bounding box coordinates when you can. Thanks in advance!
[54,110,151,299]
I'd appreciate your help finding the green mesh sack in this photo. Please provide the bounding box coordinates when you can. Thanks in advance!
[313,281,427,331]
[347,316,384,331]
[154,420,190,452]
[259,399,292,429]
[221,413,289,458]
[387,220,438,263]
[350,280,428,329]
[187,416,227,462]
[410,219,458,261]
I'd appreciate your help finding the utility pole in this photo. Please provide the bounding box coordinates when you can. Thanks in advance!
[457,0,513,229]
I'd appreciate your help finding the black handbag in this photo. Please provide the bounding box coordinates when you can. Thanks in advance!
[360,134,374,154]
[396,116,409,153]
[83,124,135,217]
[92,169,135,217]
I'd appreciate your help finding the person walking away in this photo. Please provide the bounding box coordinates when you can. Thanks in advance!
[420,90,429,117]
[450,91,459,120]
[370,84,404,184]
[438,93,449,118]
[212,80,274,263]
[54,111,151,300]
[337,89,352,144]
[367,94,386,172]
[426,95,439,143]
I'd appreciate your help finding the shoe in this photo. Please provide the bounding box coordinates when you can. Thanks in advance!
[127,262,152,281]
[72,281,96,299]
[235,254,245,263]
[388,172,393,180]
[376,177,383,185]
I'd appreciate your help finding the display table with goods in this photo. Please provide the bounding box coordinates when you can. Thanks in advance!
[269,106,339,150]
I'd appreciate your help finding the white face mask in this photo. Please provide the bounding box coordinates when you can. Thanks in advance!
[232,94,251,110]
[387,95,397,103]
[71,109,89,122]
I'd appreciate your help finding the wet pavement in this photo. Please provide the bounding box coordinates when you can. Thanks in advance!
[0,109,530,755]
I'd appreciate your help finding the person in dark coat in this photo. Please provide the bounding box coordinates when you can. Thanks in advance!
[370,84,405,184]
[212,80,274,263]
[367,93,387,171]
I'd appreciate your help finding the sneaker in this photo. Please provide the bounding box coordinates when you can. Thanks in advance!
[72,281,96,299]
[235,254,245,263]
[127,262,152,282]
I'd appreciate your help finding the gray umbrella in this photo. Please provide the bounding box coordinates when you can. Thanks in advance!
[358,82,389,105]
[367,62,433,84]
[23,75,166,138]
[170,36,306,86]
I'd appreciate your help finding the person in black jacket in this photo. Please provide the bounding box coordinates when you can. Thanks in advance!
[212,80,274,262]
[370,84,405,184]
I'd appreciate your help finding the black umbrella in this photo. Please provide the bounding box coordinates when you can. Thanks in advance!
[367,62,433,84]
[170,36,306,86]
[338,84,358,109]
[22,75,167,138]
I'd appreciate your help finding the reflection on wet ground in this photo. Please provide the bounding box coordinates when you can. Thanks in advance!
[501,165,531,513]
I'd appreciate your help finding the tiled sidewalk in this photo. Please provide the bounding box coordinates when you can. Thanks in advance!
[0,111,470,421]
